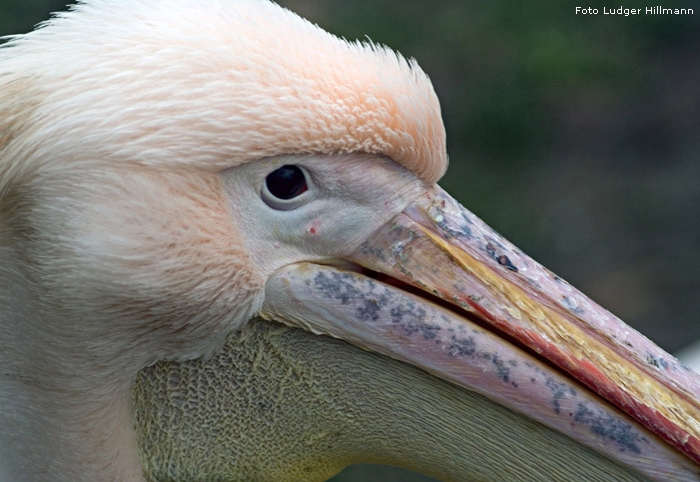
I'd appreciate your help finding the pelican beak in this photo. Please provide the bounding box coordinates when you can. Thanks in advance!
[261,184,700,480]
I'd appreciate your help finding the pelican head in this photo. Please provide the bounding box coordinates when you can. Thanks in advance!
[1,1,699,481]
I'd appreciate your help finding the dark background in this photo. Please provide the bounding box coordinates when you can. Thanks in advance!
[2,1,698,481]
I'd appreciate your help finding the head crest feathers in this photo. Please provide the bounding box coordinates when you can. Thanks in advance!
[0,0,447,198]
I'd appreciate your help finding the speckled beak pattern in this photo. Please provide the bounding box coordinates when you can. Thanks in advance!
[261,185,700,481]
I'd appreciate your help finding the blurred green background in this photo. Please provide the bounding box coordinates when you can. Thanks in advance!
[2,1,698,481]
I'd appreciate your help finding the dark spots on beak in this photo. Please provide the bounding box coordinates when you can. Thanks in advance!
[498,255,517,271]
[429,198,474,239]
[436,218,472,240]
[312,271,366,305]
[446,335,477,358]
[459,209,474,226]
[485,354,514,385]
[312,270,444,340]
[484,236,506,250]
[523,277,543,290]
[486,243,518,272]
[359,242,388,263]
[312,271,392,322]
[645,354,669,370]
[357,295,389,322]
[444,336,520,387]
[561,296,585,316]
[545,378,577,414]
[574,403,644,454]
[390,302,440,340]
[404,323,439,340]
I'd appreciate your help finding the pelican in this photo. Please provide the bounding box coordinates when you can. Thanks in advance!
[1,1,699,481]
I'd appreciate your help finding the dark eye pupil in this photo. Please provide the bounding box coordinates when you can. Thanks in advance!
[265,165,308,200]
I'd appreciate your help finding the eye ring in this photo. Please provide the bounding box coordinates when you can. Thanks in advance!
[261,164,312,210]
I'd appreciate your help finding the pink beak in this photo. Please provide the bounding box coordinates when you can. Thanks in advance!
[262,185,700,481]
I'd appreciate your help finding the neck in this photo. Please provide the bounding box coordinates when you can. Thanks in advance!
[0,241,145,481]
[0,378,144,481]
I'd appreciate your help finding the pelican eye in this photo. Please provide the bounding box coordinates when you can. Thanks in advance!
[262,165,310,210]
